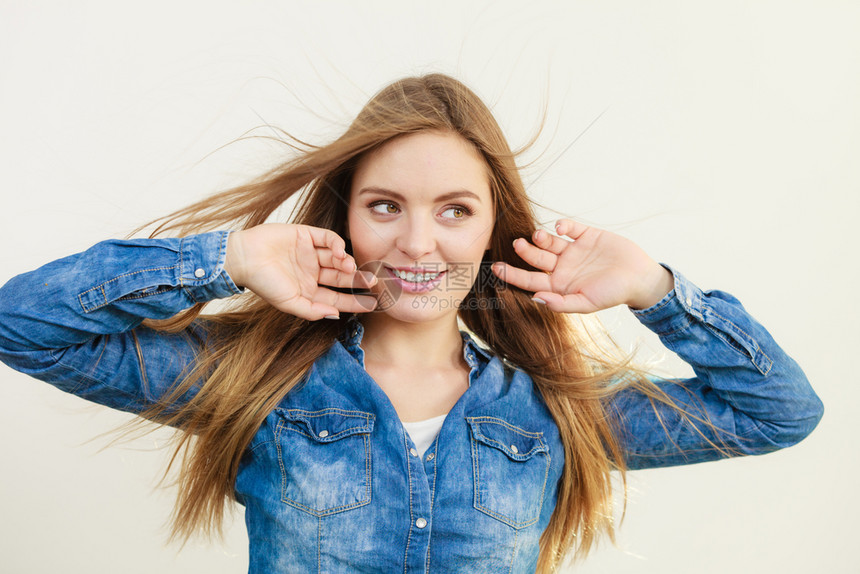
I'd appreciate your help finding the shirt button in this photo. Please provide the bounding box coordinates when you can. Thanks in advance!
[318,430,329,438]
[415,518,428,529]
[685,297,693,307]
[409,448,418,457]
[426,453,435,461]
[510,444,519,454]
[194,268,206,278]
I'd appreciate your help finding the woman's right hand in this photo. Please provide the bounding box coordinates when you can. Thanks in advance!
[224,223,378,320]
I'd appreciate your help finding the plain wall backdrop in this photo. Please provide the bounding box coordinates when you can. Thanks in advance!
[1,1,857,572]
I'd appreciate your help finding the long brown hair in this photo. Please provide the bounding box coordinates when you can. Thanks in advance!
[139,74,717,572]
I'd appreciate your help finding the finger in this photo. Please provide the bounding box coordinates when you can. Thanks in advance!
[276,290,378,320]
[338,293,379,313]
[512,237,559,272]
[318,268,377,289]
[532,229,572,256]
[306,287,376,312]
[555,219,589,241]
[533,291,598,314]
[303,225,348,259]
[316,288,379,314]
[272,295,339,321]
[492,262,551,293]
[316,247,357,273]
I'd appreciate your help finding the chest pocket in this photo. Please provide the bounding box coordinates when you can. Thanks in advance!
[275,408,374,516]
[467,416,550,529]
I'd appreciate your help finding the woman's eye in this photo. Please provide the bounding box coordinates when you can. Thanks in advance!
[370,202,399,215]
[441,206,470,219]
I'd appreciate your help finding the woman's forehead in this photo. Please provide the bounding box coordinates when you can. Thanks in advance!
[350,131,491,203]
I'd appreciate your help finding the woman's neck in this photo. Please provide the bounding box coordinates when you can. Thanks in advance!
[359,314,464,370]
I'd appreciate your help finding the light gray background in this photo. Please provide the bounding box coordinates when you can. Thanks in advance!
[1,1,856,572]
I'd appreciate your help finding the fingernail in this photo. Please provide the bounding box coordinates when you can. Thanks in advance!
[532,298,547,305]
[324,315,340,320]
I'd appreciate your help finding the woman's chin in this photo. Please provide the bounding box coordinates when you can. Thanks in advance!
[369,292,464,325]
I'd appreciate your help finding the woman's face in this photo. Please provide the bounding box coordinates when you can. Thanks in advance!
[347,130,495,325]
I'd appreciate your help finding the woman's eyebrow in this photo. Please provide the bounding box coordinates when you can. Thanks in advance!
[357,186,483,203]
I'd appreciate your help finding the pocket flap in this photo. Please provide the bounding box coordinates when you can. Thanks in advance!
[277,408,374,442]
[467,416,548,461]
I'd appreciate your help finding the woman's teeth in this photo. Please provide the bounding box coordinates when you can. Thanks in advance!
[391,269,442,283]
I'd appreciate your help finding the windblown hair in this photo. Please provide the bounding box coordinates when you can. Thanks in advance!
[139,74,716,572]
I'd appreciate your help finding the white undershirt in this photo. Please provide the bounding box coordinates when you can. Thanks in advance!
[402,413,447,458]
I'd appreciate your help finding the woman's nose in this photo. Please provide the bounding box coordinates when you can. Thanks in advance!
[396,216,436,260]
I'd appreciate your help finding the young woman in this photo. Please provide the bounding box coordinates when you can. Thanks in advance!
[0,74,823,573]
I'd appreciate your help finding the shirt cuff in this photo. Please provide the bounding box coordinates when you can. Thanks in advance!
[629,264,774,375]
[178,231,244,302]
[629,264,705,335]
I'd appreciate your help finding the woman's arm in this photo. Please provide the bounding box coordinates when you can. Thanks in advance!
[0,225,377,415]
[611,266,823,469]
[493,219,824,468]
[0,231,241,413]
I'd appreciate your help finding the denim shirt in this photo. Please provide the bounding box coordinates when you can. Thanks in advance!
[0,231,824,573]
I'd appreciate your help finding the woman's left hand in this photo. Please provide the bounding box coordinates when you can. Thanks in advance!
[492,219,675,313]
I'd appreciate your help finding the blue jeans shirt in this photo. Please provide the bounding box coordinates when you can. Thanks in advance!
[0,231,824,573]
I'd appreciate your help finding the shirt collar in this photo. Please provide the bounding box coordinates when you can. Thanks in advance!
[460,330,492,370]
